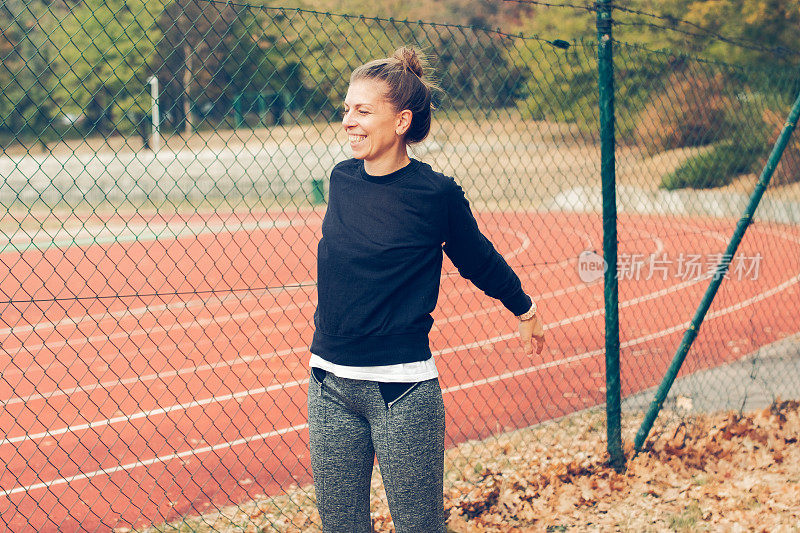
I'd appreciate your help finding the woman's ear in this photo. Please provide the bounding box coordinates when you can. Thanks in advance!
[396,109,413,136]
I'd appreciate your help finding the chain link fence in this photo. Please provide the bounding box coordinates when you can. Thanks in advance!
[2,1,799,531]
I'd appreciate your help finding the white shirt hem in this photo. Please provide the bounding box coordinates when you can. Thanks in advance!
[308,354,438,382]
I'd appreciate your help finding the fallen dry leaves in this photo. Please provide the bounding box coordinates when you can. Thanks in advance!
[137,401,800,532]
[436,400,800,532]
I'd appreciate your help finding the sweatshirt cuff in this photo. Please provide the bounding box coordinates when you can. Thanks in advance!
[504,292,532,317]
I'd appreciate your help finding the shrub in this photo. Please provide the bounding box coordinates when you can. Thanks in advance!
[661,104,800,190]
[660,141,765,190]
[632,69,734,155]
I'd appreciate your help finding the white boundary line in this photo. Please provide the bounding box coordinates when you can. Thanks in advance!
[1,222,523,340]
[7,219,791,498]
[0,224,682,415]
[0,220,717,424]
[0,214,309,254]
[0,247,736,446]
[0,289,317,362]
[0,282,316,339]
[1,254,583,407]
[4,269,797,498]
[0,223,540,382]
[0,423,311,498]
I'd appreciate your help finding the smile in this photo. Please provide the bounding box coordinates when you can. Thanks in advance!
[349,134,366,144]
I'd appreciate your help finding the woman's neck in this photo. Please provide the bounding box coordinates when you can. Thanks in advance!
[363,150,411,176]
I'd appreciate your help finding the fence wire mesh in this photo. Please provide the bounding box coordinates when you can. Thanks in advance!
[1,1,799,531]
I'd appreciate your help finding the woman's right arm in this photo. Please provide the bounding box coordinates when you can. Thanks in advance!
[442,180,544,353]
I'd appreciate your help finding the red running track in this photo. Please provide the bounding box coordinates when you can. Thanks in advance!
[1,210,799,531]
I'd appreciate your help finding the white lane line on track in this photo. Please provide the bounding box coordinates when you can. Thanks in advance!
[444,276,800,393]
[0,282,317,339]
[2,257,576,407]
[3,259,787,447]
[5,270,798,498]
[1,223,792,495]
[0,225,666,409]
[0,373,313,446]
[2,222,521,339]
[0,341,312,408]
[0,291,318,384]
[0,221,713,419]
[0,226,591,407]
[0,267,624,445]
[1,290,316,360]
[0,422,311,498]
[0,216,302,254]
[0,224,537,434]
[0,225,700,416]
[0,223,539,378]
[1,224,522,363]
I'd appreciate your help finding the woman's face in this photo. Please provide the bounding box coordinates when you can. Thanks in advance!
[342,78,411,173]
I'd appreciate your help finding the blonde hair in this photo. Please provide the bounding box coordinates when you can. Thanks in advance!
[350,47,437,144]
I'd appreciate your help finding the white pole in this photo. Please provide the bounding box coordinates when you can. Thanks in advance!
[149,75,160,151]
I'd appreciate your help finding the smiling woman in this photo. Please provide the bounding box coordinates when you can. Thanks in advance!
[341,47,432,175]
[341,79,411,174]
[305,46,545,533]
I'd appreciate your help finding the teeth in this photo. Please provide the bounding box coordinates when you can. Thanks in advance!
[349,135,366,143]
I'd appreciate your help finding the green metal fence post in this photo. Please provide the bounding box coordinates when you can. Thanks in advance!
[634,87,800,452]
[597,0,624,470]
[311,178,325,204]
[233,94,243,129]
[257,93,266,125]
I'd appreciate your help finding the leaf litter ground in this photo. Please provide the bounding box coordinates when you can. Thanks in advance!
[136,400,800,532]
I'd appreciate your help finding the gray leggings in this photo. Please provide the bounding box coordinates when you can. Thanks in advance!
[307,369,446,533]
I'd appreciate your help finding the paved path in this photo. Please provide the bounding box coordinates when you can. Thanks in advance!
[622,334,800,414]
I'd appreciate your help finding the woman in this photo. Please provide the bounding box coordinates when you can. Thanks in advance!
[307,46,544,532]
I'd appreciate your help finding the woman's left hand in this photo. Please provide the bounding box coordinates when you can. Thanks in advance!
[519,314,545,355]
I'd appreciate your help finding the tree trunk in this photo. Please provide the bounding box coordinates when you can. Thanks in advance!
[183,42,193,136]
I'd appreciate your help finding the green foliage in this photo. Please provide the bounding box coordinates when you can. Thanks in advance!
[220,9,306,114]
[511,0,800,71]
[678,0,800,67]
[512,39,597,127]
[2,0,800,169]
[0,0,60,142]
[623,53,742,152]
[261,11,527,120]
[660,141,766,190]
[507,0,800,148]
[49,0,165,134]
[432,30,530,112]
[667,502,703,531]
[151,0,242,132]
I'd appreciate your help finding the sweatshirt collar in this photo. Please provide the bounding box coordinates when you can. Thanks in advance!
[359,158,418,184]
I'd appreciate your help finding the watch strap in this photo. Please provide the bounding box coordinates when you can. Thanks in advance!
[517,301,537,321]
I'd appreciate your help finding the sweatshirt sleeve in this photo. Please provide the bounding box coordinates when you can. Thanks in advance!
[442,180,532,316]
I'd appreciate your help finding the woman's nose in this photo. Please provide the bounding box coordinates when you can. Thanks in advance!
[342,110,355,127]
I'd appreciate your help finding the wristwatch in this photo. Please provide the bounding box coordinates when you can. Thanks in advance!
[517,301,537,321]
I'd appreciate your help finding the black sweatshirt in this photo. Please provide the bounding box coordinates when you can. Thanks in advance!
[310,158,532,367]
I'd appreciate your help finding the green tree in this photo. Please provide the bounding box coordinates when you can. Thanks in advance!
[50,0,164,135]
[509,0,800,68]
[675,0,800,66]
[217,7,309,126]
[152,0,239,134]
[0,0,60,144]
[436,30,529,112]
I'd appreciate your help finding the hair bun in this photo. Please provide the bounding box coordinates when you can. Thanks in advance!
[393,46,425,78]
